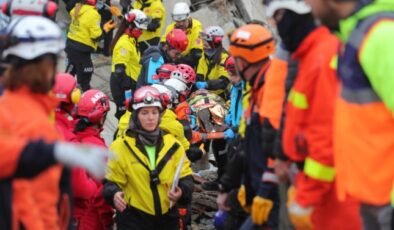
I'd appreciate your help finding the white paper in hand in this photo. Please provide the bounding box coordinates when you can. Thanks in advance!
[169,154,186,208]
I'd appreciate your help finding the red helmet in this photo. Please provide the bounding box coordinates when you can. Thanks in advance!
[224,56,236,74]
[85,0,96,6]
[76,89,110,123]
[166,29,189,52]
[175,64,196,84]
[53,73,81,104]
[132,86,162,111]
[153,63,177,81]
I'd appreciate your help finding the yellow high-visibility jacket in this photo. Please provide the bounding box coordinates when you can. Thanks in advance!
[106,133,193,215]
[197,51,230,95]
[111,34,141,82]
[160,18,203,56]
[67,5,102,50]
[133,0,165,42]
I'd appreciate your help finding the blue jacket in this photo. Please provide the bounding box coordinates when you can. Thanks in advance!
[228,81,244,128]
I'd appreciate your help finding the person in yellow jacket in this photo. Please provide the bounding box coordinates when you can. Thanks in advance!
[103,86,193,230]
[109,9,150,119]
[160,2,203,69]
[133,0,165,54]
[65,0,103,92]
[195,26,230,99]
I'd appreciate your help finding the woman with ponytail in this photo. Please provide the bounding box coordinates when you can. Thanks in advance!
[109,9,150,119]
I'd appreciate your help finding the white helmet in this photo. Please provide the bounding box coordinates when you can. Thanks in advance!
[201,26,225,42]
[2,16,64,61]
[265,0,311,18]
[151,84,179,108]
[126,9,151,30]
[172,2,190,21]
[163,78,189,102]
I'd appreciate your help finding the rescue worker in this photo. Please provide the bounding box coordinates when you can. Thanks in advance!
[305,0,394,228]
[133,0,166,54]
[229,24,279,229]
[215,56,249,230]
[53,73,82,230]
[109,9,150,119]
[73,89,114,230]
[137,28,188,87]
[103,86,193,230]
[65,0,102,92]
[53,73,81,142]
[161,2,203,69]
[266,1,362,229]
[196,26,230,99]
[0,16,109,230]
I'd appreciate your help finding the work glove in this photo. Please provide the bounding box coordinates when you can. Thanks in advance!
[287,186,313,230]
[223,128,235,140]
[186,145,203,162]
[54,142,111,179]
[103,20,117,33]
[109,6,122,17]
[251,196,273,226]
[195,81,208,89]
[237,185,250,213]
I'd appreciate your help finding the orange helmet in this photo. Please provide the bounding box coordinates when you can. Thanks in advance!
[229,24,275,64]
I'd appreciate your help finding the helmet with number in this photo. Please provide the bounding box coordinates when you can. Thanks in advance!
[125,9,150,30]
[132,86,162,111]
[170,64,196,85]
[200,26,225,47]
[163,78,189,103]
[229,24,275,64]
[265,0,311,18]
[151,84,179,109]
[171,2,190,21]
[53,73,81,104]
[76,89,110,123]
[153,63,177,82]
[166,29,189,52]
[2,16,64,61]
[224,56,236,74]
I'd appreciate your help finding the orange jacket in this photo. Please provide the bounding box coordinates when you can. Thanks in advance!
[0,88,62,230]
[283,27,361,229]
[283,27,338,205]
[260,50,288,129]
[0,136,26,179]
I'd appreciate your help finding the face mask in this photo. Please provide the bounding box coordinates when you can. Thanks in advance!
[204,48,217,59]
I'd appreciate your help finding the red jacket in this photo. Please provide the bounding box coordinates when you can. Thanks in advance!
[73,125,113,230]
[55,110,77,142]
[283,27,361,229]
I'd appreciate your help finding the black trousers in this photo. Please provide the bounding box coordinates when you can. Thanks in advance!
[212,139,228,179]
[109,73,137,120]
[65,47,93,92]
[115,207,180,230]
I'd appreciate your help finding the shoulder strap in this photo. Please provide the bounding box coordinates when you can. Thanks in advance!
[123,139,151,172]
[155,141,180,174]
[348,12,394,50]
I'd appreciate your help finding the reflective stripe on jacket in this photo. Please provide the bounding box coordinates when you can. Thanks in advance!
[335,0,394,205]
